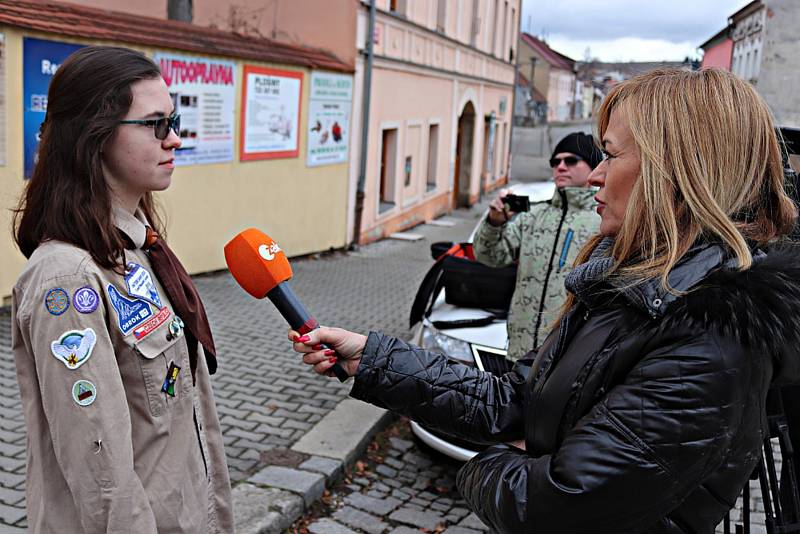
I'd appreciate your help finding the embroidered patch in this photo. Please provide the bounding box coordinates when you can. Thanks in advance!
[44,288,70,316]
[71,380,97,406]
[124,263,163,308]
[107,284,153,335]
[161,361,181,397]
[133,306,171,340]
[73,286,99,314]
[50,328,97,370]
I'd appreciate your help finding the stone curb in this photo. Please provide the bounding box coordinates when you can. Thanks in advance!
[233,398,393,533]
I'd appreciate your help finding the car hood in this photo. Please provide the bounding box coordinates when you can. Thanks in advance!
[425,294,508,350]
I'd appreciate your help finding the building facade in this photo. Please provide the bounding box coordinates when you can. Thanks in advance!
[517,34,576,123]
[730,0,765,83]
[699,27,733,70]
[755,0,800,127]
[351,0,519,242]
[0,0,354,300]
[0,0,521,296]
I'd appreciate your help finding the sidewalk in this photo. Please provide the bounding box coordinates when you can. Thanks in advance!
[0,200,486,532]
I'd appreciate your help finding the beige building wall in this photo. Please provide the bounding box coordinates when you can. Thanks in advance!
[56,0,358,67]
[351,0,518,243]
[516,39,551,103]
[0,26,350,301]
[192,0,359,66]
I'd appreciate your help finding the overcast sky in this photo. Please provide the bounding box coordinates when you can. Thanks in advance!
[520,0,752,62]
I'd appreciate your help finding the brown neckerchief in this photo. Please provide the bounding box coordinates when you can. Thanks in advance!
[142,227,217,380]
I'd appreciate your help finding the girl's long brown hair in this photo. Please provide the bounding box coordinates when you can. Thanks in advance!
[556,68,797,323]
[13,46,165,271]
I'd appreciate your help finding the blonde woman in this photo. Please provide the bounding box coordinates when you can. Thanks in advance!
[291,68,800,533]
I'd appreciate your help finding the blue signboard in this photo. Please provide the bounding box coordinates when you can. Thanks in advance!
[23,38,83,178]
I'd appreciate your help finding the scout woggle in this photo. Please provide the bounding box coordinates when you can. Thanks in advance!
[166,316,185,341]
[224,228,349,382]
[51,328,97,370]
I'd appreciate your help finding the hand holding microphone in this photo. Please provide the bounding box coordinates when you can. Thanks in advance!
[224,228,357,382]
[287,326,366,377]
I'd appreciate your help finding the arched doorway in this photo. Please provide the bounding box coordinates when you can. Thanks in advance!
[453,102,476,208]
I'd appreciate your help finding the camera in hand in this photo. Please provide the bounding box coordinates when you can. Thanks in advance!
[502,194,530,213]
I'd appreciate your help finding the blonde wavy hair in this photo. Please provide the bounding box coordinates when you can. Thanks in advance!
[560,68,796,316]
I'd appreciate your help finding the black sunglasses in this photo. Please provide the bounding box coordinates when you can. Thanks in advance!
[549,155,583,168]
[119,113,181,141]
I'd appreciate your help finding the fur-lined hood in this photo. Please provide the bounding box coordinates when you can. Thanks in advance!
[649,244,800,384]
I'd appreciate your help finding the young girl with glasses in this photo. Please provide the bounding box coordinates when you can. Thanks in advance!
[11,46,233,533]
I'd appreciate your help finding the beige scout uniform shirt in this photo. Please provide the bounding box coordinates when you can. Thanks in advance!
[11,208,233,533]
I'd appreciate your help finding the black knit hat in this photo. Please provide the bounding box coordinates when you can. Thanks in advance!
[552,132,603,169]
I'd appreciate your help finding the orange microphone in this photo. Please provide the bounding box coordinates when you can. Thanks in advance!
[224,228,349,382]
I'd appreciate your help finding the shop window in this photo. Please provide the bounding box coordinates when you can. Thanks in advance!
[427,124,439,191]
[379,128,398,213]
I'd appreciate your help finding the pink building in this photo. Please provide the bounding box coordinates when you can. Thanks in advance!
[700,27,733,70]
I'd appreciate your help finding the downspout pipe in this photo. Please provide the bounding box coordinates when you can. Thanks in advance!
[351,0,376,248]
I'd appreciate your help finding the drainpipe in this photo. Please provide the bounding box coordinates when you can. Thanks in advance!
[351,0,376,248]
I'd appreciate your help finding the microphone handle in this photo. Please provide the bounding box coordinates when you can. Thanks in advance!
[267,283,349,382]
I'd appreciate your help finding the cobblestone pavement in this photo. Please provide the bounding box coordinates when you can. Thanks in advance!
[0,202,485,532]
[291,417,490,534]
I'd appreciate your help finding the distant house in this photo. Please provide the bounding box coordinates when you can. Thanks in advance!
[699,27,733,70]
[515,71,547,125]
[518,33,576,122]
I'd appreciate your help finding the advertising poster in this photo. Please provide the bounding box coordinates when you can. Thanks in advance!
[241,65,302,161]
[155,53,235,166]
[23,38,84,177]
[306,72,353,167]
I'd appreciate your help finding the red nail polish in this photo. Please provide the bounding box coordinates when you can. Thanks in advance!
[296,335,311,343]
[328,357,337,363]
[324,349,336,356]
[312,344,324,351]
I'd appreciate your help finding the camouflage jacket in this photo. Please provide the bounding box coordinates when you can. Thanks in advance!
[473,187,600,361]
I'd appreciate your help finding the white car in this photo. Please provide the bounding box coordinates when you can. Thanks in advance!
[411,181,555,461]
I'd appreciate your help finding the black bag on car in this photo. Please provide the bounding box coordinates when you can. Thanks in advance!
[409,241,517,329]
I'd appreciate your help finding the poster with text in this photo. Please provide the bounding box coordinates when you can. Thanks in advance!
[155,53,235,166]
[23,38,84,177]
[241,66,302,161]
[306,72,353,167]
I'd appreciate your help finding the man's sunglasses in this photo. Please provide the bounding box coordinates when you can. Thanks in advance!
[549,155,583,168]
[118,113,181,140]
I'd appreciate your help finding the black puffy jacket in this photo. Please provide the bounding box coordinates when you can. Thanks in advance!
[350,244,800,533]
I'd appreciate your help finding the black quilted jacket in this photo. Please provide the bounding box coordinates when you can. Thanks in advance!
[350,244,800,533]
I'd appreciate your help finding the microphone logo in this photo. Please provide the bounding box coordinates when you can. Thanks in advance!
[259,242,282,261]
